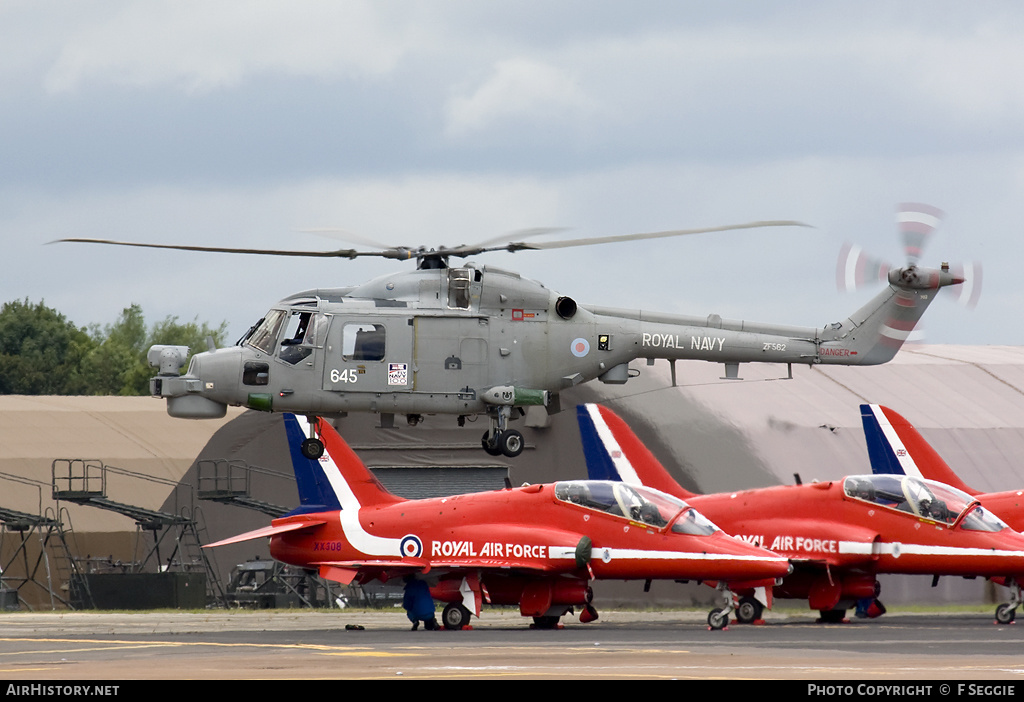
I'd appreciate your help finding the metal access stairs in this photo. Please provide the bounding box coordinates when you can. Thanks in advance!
[51,459,225,606]
[0,471,90,610]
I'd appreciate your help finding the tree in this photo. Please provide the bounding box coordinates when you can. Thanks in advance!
[0,299,95,394]
[80,304,149,395]
[0,300,228,396]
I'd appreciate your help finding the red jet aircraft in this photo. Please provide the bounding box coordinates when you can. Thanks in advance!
[578,403,1024,626]
[862,403,1024,623]
[206,413,790,629]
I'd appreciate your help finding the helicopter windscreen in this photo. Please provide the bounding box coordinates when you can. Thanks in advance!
[244,308,329,364]
[246,309,286,355]
[554,480,715,533]
[843,475,1007,532]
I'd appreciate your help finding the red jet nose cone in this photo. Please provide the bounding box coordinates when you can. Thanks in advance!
[714,533,791,580]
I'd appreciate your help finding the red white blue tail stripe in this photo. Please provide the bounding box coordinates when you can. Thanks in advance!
[576,404,692,497]
[860,404,976,495]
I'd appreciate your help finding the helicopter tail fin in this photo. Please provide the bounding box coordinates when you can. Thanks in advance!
[284,414,404,516]
[860,404,980,496]
[820,265,962,365]
[576,404,697,499]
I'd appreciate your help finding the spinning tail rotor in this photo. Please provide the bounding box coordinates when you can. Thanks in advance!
[836,203,982,309]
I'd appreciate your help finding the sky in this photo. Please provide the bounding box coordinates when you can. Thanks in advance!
[3,1,1024,346]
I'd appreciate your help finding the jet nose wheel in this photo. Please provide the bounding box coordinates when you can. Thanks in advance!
[995,603,1017,625]
[707,608,730,630]
[300,438,325,460]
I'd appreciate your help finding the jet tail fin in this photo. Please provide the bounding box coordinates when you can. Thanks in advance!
[284,414,403,516]
[576,404,696,498]
[860,404,979,495]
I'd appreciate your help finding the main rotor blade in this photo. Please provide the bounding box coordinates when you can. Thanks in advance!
[466,227,571,248]
[52,237,378,259]
[494,220,812,253]
[53,220,809,263]
[299,228,401,250]
[301,226,570,255]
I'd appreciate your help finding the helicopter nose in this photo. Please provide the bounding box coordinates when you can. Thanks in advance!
[149,345,232,419]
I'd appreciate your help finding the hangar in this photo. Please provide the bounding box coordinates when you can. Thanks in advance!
[1,344,1022,611]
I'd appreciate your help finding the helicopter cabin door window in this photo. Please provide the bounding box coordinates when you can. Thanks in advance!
[342,323,386,362]
[447,268,473,309]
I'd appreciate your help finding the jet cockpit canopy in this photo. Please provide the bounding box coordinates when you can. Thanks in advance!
[554,480,719,535]
[843,474,1008,532]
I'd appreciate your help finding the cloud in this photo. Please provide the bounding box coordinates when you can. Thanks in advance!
[41,1,417,94]
[445,58,600,137]
[2,3,1023,348]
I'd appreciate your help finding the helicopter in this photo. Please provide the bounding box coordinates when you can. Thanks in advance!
[59,219,963,459]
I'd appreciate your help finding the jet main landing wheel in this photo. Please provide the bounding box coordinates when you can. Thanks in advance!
[531,615,561,629]
[442,603,471,630]
[735,597,763,624]
[817,608,847,624]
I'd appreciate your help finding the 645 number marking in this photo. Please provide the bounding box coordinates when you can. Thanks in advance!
[330,369,358,384]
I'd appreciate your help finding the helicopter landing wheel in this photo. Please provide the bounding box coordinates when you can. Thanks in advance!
[481,431,503,457]
[499,429,524,458]
[300,438,325,460]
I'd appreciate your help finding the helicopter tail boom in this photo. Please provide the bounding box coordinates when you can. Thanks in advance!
[817,263,962,364]
[589,263,961,370]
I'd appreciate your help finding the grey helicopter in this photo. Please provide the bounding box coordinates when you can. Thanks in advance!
[59,219,963,459]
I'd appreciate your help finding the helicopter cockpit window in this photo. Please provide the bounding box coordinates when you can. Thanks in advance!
[342,323,386,362]
[554,480,697,531]
[278,311,325,365]
[447,268,473,309]
[247,309,287,355]
[843,474,1005,531]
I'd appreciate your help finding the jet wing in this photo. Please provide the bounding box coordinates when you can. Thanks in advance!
[781,535,881,570]
[312,556,565,584]
[314,557,563,574]
[204,520,326,549]
[426,558,562,573]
